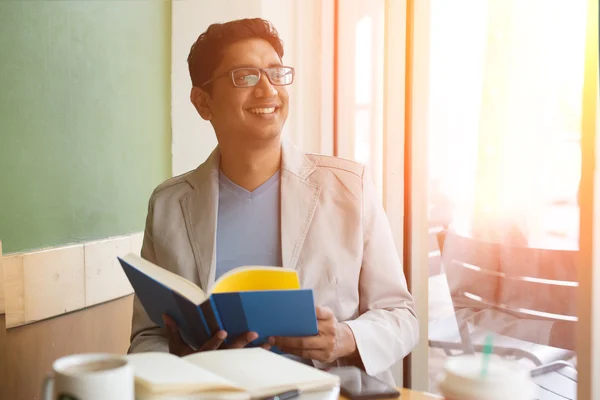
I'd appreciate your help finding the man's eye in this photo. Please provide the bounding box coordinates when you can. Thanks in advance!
[237,75,258,85]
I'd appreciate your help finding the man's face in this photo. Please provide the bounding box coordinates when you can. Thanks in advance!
[195,38,290,146]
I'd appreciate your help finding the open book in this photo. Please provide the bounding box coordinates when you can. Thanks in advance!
[118,254,318,349]
[127,348,340,399]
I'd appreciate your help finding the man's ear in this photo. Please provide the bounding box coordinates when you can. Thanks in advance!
[190,87,212,120]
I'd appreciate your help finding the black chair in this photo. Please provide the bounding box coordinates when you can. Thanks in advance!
[430,230,577,399]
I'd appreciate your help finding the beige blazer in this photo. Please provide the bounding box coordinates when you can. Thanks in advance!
[129,139,419,384]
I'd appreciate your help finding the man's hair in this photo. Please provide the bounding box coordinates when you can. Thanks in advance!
[187,18,284,92]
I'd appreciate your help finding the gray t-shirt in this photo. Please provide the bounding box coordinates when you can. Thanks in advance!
[216,169,282,277]
[215,170,312,366]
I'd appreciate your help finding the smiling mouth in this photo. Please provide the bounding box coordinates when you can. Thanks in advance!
[247,107,277,115]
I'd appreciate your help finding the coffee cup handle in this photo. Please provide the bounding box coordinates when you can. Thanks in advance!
[41,374,54,400]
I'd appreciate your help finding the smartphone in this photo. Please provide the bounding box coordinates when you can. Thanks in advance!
[327,366,400,399]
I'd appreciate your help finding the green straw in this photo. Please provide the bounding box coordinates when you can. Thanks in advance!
[480,334,494,378]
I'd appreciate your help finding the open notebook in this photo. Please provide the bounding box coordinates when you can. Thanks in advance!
[127,348,340,400]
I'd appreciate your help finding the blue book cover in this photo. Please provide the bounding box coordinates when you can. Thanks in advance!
[118,254,318,349]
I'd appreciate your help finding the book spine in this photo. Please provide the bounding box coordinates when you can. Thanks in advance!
[211,293,258,347]
[199,298,224,338]
[196,305,211,340]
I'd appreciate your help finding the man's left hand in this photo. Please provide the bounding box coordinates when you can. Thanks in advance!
[274,306,357,363]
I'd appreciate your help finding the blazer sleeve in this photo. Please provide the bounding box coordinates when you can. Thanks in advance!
[128,194,169,354]
[343,166,419,376]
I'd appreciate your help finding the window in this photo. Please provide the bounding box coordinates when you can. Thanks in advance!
[334,0,597,394]
[424,1,587,398]
[336,0,385,195]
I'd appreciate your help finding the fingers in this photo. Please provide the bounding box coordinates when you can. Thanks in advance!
[199,330,228,351]
[260,337,276,351]
[274,336,322,350]
[316,306,334,320]
[227,331,259,349]
[162,314,194,356]
[161,317,266,354]
[163,314,183,346]
[162,313,174,328]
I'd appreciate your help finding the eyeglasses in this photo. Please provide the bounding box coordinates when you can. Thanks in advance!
[201,66,295,88]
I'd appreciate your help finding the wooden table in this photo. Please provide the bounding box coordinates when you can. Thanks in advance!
[340,388,443,399]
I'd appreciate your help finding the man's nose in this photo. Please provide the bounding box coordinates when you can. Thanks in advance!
[253,73,277,98]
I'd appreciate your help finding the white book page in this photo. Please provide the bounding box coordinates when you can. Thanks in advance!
[122,254,206,304]
[183,348,340,398]
[127,353,246,397]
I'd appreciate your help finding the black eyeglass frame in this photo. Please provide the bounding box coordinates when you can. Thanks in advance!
[200,66,295,88]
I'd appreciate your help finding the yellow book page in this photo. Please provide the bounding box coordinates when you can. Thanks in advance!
[211,267,300,294]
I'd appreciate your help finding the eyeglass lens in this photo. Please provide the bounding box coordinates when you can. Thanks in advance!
[232,67,293,87]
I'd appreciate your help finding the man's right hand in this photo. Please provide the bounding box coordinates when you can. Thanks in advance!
[162,314,273,356]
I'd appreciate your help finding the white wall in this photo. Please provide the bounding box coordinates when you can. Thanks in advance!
[171,0,333,176]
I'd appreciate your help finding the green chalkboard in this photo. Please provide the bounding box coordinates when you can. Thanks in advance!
[0,1,172,254]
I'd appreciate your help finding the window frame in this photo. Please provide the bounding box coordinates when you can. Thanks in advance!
[576,0,599,398]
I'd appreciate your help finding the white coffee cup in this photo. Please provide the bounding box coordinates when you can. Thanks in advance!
[42,353,134,400]
[437,354,538,400]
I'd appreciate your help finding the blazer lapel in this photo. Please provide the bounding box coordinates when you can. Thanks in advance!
[280,140,321,270]
[181,148,220,291]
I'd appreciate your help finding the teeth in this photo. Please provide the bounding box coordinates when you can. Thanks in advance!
[248,107,276,114]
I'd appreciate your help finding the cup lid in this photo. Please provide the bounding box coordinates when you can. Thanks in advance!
[444,354,530,383]
[439,354,537,400]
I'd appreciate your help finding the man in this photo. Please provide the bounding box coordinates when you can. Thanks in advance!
[129,18,418,384]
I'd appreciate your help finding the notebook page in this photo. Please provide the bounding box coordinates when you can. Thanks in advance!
[136,392,250,400]
[183,348,340,398]
[127,352,247,397]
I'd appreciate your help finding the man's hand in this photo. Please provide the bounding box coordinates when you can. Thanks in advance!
[162,314,274,356]
[273,307,358,363]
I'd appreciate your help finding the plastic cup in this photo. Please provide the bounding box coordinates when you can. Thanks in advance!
[437,354,538,400]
